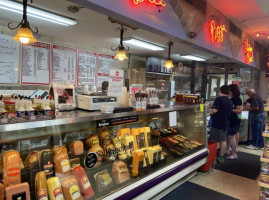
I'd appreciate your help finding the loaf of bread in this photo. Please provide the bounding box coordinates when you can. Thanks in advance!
[52,145,67,156]
[111,161,130,185]
[47,177,64,200]
[35,171,48,200]
[68,140,84,156]
[94,169,114,193]
[0,183,4,200]
[72,166,94,199]
[3,150,21,187]
[99,129,112,148]
[86,134,99,149]
[53,152,71,177]
[25,151,39,167]
[104,143,117,162]
[61,175,83,200]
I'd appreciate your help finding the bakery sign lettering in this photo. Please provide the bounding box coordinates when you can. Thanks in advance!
[96,115,139,128]
[133,0,166,6]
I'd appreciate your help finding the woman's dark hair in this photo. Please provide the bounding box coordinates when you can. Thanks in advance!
[228,84,240,97]
[219,85,230,95]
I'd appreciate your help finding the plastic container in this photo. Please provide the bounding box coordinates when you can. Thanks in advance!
[199,140,217,172]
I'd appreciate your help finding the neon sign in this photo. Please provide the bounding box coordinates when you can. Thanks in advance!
[244,39,253,64]
[133,0,166,7]
[210,20,227,44]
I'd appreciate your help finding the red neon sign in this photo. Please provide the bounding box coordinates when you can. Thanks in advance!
[133,0,166,6]
[244,39,253,64]
[210,20,227,44]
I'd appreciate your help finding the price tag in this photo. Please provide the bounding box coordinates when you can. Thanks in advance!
[169,111,177,127]
[84,152,98,169]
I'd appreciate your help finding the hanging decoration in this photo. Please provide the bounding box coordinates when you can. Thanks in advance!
[244,39,253,64]
[111,25,129,61]
[8,0,38,44]
[163,40,174,69]
[133,0,166,7]
[210,20,227,44]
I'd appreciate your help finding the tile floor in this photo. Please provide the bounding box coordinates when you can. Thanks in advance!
[189,145,262,200]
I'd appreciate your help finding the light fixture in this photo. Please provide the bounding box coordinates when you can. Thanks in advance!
[163,40,174,69]
[123,37,164,51]
[0,0,77,26]
[180,55,206,62]
[256,33,260,37]
[111,25,129,61]
[8,0,37,44]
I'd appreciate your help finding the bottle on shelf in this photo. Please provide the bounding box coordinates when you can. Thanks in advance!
[16,101,26,118]
[49,96,55,116]
[25,100,36,120]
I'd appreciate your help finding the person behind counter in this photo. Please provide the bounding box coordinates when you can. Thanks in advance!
[102,81,109,95]
[208,85,233,163]
[245,87,265,150]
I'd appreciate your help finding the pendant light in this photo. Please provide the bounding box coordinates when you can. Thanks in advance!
[8,0,38,44]
[111,25,129,61]
[164,40,174,69]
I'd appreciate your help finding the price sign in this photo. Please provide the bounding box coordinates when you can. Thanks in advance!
[84,152,98,169]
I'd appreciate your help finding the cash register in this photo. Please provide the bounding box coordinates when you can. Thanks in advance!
[76,94,119,111]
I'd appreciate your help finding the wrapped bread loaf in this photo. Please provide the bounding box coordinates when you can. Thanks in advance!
[86,134,99,149]
[35,171,48,200]
[25,150,39,167]
[72,166,94,199]
[3,150,21,187]
[0,183,4,200]
[104,143,117,162]
[94,169,114,193]
[68,141,84,156]
[52,145,67,156]
[47,177,64,200]
[53,152,71,177]
[111,161,130,185]
[62,175,83,200]
[99,129,111,148]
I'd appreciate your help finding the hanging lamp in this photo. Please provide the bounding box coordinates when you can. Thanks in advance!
[8,0,38,44]
[111,25,129,61]
[164,40,174,69]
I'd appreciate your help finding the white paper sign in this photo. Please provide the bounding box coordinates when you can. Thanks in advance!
[52,45,76,84]
[170,81,175,97]
[0,34,20,83]
[97,54,114,86]
[21,42,50,85]
[77,49,97,86]
[169,111,177,127]
[107,69,123,96]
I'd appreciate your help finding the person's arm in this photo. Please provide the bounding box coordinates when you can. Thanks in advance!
[209,98,220,115]
[249,98,259,111]
[233,105,243,114]
[209,108,218,115]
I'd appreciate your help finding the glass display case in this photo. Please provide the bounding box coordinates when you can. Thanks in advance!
[0,104,208,200]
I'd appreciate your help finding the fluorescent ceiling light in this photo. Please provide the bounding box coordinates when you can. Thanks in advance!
[123,37,164,51]
[180,55,206,61]
[0,0,77,26]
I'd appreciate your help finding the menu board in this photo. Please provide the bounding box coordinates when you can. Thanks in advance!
[97,54,114,86]
[21,42,50,85]
[77,49,97,86]
[52,45,76,84]
[0,34,20,83]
